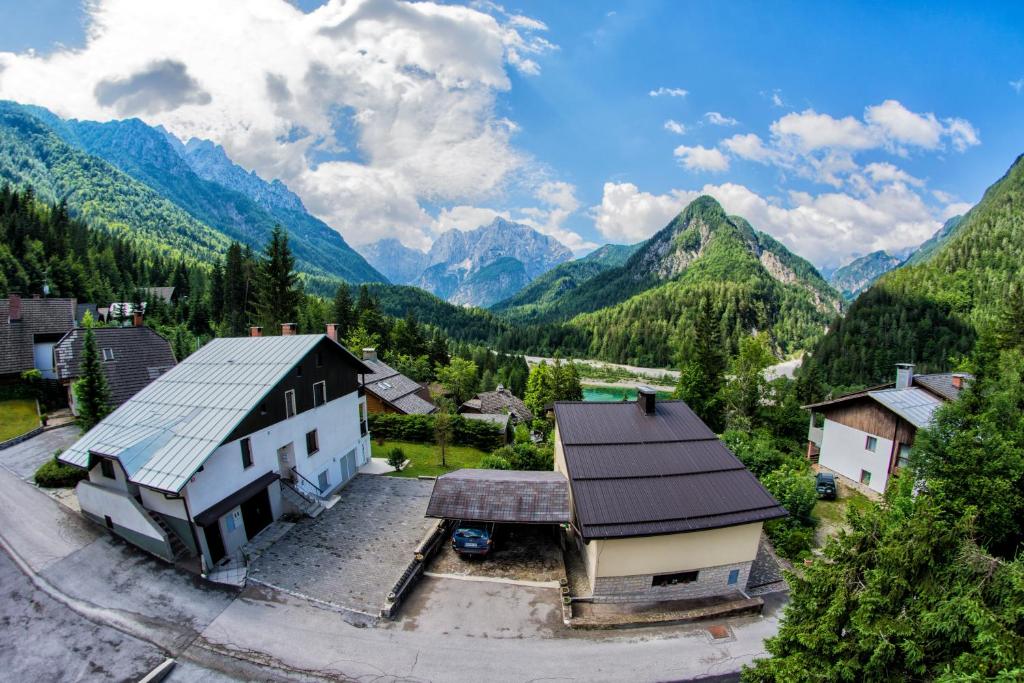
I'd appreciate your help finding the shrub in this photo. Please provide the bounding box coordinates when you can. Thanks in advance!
[35,453,88,488]
[480,454,512,470]
[485,443,553,471]
[368,413,503,451]
[766,520,815,561]
[386,446,406,471]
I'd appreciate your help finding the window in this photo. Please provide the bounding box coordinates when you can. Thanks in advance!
[896,444,912,469]
[377,380,393,391]
[359,402,368,436]
[241,438,253,469]
[102,348,114,361]
[285,390,296,418]
[652,570,699,587]
[306,429,319,455]
[104,515,114,529]
[313,381,327,407]
[100,458,115,479]
[860,469,872,486]
[728,569,740,586]
[296,364,303,378]
[865,435,877,452]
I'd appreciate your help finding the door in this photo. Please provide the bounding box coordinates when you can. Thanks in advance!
[277,443,294,479]
[204,522,226,565]
[240,488,273,540]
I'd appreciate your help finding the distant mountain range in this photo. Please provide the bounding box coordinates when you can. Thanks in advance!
[0,101,384,292]
[362,217,572,307]
[829,251,903,300]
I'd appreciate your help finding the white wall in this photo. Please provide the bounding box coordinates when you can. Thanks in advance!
[819,418,891,494]
[77,481,165,541]
[88,458,131,494]
[139,487,187,520]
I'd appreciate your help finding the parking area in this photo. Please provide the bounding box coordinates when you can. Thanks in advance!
[0,425,81,480]
[428,523,566,583]
[247,474,435,617]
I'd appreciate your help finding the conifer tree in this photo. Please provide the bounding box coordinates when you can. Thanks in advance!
[254,226,301,331]
[332,283,356,339]
[75,328,111,430]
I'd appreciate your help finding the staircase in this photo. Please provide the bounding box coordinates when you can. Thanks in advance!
[280,479,326,518]
[145,510,189,560]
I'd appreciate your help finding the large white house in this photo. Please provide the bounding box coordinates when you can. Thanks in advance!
[804,364,971,495]
[59,325,372,572]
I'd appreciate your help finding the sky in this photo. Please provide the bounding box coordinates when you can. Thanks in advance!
[0,0,1021,269]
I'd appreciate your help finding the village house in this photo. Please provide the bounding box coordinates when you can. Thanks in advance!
[0,294,77,382]
[804,364,972,495]
[459,384,533,424]
[54,312,177,413]
[58,324,373,571]
[360,347,436,415]
[553,389,786,602]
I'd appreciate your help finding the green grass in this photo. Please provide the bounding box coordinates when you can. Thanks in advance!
[0,399,40,441]
[812,485,874,547]
[371,440,490,478]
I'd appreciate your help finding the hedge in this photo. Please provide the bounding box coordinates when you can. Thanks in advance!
[368,413,503,452]
[35,456,88,488]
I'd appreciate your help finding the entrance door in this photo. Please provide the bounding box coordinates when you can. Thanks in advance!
[277,443,295,479]
[240,488,273,540]
[204,522,226,564]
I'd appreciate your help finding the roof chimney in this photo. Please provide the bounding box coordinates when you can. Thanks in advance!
[281,322,297,336]
[496,383,505,393]
[637,386,657,416]
[951,373,967,390]
[7,293,21,322]
[325,323,340,343]
[249,326,263,338]
[895,363,914,390]
[132,310,144,327]
[362,348,377,361]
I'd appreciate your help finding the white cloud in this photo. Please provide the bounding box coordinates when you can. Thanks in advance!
[649,86,688,97]
[771,90,784,107]
[771,110,876,151]
[943,117,980,152]
[433,205,509,233]
[0,0,556,247]
[673,144,730,172]
[721,133,775,163]
[663,119,686,135]
[704,111,738,126]
[863,162,924,187]
[591,182,696,243]
[1010,78,1024,94]
[864,99,944,149]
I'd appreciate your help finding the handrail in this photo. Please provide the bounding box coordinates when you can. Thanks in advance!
[290,467,323,496]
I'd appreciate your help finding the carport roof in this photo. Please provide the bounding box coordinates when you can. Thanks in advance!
[426,469,570,524]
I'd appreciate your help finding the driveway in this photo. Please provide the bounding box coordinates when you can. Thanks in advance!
[428,523,565,583]
[0,425,81,480]
[248,474,435,617]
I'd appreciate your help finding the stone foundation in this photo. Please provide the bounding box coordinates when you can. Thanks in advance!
[591,561,753,603]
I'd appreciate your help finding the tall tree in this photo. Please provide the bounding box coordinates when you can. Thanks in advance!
[222,242,249,336]
[254,226,302,331]
[524,361,554,417]
[673,297,727,431]
[75,328,111,430]
[720,333,774,430]
[209,258,225,324]
[332,283,356,339]
[433,399,455,469]
[436,357,479,404]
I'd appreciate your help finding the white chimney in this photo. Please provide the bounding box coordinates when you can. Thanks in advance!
[895,363,914,390]
[362,348,377,361]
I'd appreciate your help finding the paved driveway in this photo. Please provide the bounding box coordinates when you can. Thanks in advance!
[248,474,435,617]
[0,425,81,480]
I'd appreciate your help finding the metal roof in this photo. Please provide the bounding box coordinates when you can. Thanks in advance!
[426,469,570,524]
[554,399,786,539]
[361,356,436,414]
[912,372,972,401]
[867,386,944,428]
[59,334,332,493]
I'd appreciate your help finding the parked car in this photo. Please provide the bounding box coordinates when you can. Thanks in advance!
[452,521,495,557]
[816,472,837,500]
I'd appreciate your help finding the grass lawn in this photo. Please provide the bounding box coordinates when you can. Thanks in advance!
[813,484,874,548]
[0,399,40,442]
[371,440,490,478]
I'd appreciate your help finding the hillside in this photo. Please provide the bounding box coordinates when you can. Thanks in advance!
[830,250,902,300]
[804,155,1024,389]
[902,214,964,267]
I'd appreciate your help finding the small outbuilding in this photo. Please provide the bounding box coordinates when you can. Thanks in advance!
[426,469,570,525]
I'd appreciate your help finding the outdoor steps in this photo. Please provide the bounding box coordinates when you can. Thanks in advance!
[280,480,326,518]
[145,510,189,559]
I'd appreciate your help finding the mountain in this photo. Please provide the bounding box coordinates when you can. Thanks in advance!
[407,218,572,306]
[0,101,385,292]
[582,242,643,267]
[902,214,964,267]
[803,156,1024,390]
[360,238,430,285]
[829,250,902,300]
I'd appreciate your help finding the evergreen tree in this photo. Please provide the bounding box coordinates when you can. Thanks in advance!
[209,258,225,325]
[254,226,302,331]
[332,283,356,339]
[222,242,250,336]
[75,328,111,430]
[673,297,727,431]
[524,361,555,417]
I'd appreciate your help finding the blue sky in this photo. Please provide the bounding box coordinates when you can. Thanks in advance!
[0,0,1021,267]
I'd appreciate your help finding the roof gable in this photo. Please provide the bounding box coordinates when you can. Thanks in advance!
[362,356,435,414]
[0,297,76,375]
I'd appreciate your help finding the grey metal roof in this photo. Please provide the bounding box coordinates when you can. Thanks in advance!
[554,399,786,539]
[59,334,328,493]
[913,372,972,401]
[361,357,436,414]
[426,469,570,523]
[867,386,944,429]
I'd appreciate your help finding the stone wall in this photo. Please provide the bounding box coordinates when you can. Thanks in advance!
[591,561,752,603]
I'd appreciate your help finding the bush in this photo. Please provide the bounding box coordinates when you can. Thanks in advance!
[480,454,512,470]
[386,446,406,471]
[485,443,553,471]
[368,413,503,451]
[766,520,815,561]
[35,453,88,488]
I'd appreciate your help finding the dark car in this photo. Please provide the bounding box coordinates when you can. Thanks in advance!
[816,472,837,500]
[452,522,495,557]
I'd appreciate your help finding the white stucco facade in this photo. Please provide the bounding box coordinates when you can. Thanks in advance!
[818,418,892,494]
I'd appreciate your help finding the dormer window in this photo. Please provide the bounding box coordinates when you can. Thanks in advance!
[102,348,114,361]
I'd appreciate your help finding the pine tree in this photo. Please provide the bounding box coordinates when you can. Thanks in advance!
[332,283,356,339]
[75,328,111,430]
[222,242,249,336]
[254,226,302,331]
[209,258,225,325]
[674,297,727,431]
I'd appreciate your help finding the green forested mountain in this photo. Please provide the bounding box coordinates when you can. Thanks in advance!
[582,242,643,267]
[902,214,964,267]
[803,154,1024,390]
[829,250,902,300]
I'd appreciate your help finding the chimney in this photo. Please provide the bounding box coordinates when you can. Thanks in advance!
[895,363,914,390]
[496,383,505,393]
[132,310,144,327]
[362,347,377,361]
[8,293,21,322]
[326,323,340,342]
[637,386,657,416]
[951,373,967,390]
[249,326,263,338]
[281,322,297,336]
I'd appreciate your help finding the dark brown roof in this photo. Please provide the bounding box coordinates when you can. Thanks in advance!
[0,298,76,376]
[426,469,570,524]
[54,326,177,407]
[460,387,533,422]
[554,400,786,539]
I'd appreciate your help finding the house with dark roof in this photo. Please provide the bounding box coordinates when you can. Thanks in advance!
[54,317,177,413]
[554,389,786,603]
[459,385,533,424]
[360,348,436,415]
[804,363,972,496]
[58,325,374,573]
[0,295,77,381]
